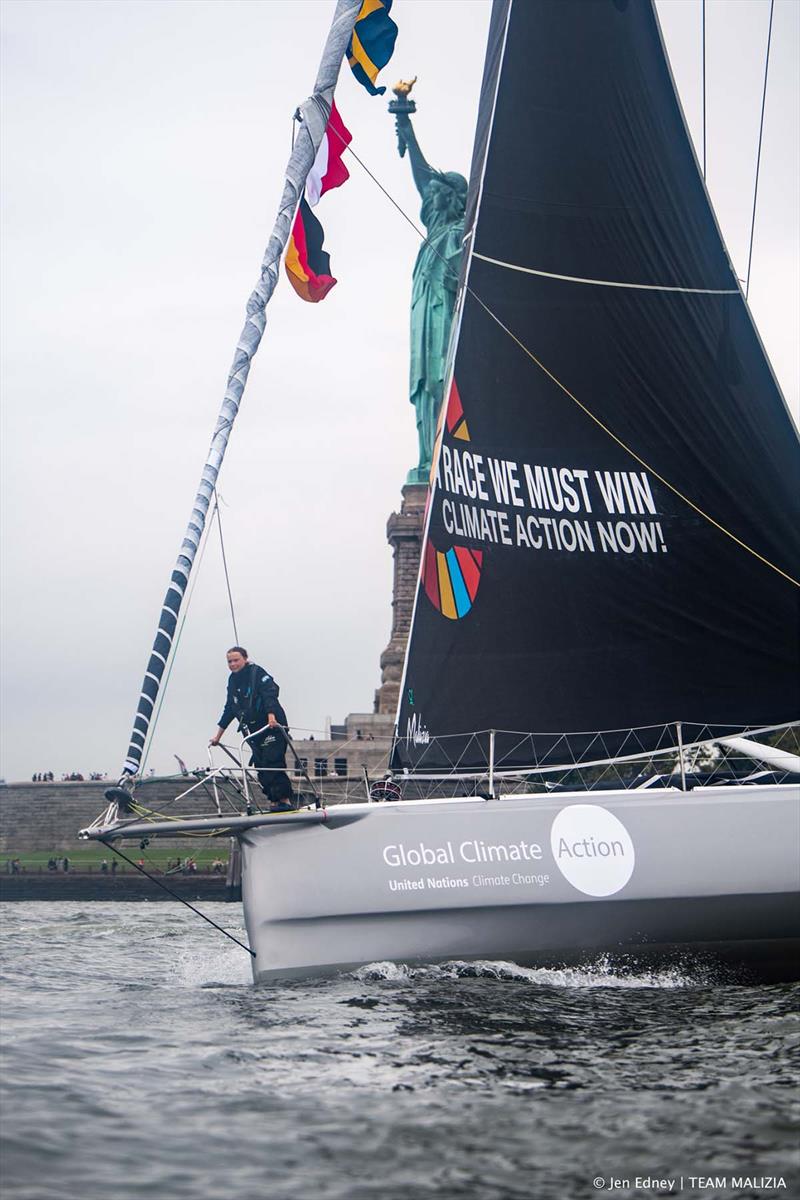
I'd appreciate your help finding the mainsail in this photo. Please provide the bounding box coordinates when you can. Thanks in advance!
[395,0,800,773]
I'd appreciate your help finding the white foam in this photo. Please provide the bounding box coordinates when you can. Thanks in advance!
[353,956,702,989]
[171,940,253,988]
[353,961,415,982]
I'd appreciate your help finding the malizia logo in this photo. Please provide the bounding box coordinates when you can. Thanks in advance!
[406,712,430,746]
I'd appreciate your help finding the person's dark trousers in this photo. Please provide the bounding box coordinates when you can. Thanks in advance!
[249,730,294,804]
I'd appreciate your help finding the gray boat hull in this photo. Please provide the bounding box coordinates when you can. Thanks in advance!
[239,786,800,982]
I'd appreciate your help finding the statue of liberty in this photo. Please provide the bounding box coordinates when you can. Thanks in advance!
[391,81,467,484]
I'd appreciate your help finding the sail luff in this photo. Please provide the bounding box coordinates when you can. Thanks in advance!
[393,0,514,742]
[121,0,362,778]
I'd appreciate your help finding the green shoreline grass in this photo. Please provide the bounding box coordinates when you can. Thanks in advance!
[3,847,228,871]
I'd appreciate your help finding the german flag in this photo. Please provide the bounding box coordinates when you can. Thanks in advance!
[347,0,398,96]
[284,198,336,303]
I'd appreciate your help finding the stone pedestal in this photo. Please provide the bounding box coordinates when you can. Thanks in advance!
[374,483,428,716]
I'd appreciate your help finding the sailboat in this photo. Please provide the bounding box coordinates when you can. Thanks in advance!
[81,0,800,982]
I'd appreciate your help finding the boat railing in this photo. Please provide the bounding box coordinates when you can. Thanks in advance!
[389,720,800,799]
[80,720,799,840]
[84,737,382,832]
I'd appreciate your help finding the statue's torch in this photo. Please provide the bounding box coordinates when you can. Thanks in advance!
[388,77,417,157]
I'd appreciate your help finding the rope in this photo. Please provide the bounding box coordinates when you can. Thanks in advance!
[136,485,238,779]
[138,501,216,777]
[472,252,737,293]
[745,0,775,300]
[467,290,798,588]
[128,802,230,837]
[327,126,798,589]
[213,488,239,644]
[337,137,431,250]
[99,839,255,957]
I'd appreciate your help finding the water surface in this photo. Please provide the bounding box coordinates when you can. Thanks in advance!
[1,903,797,1199]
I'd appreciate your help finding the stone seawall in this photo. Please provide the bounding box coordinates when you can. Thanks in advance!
[0,872,230,902]
[0,779,226,855]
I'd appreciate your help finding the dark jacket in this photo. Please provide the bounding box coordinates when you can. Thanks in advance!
[218,663,287,736]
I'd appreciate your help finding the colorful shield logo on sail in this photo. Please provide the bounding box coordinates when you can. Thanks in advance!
[421,379,483,620]
[422,541,483,619]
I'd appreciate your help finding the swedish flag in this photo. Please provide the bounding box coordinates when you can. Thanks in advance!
[347,0,398,96]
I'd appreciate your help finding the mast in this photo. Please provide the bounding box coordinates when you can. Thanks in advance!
[120,0,362,778]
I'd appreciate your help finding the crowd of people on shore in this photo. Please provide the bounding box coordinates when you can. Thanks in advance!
[29,771,160,783]
[31,772,108,782]
[5,856,228,875]
[163,857,225,875]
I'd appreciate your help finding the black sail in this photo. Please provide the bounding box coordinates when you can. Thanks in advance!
[394,0,800,773]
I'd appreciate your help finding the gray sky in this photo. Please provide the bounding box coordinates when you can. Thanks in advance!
[1,0,797,782]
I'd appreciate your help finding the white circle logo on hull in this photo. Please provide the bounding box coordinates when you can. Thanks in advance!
[550,805,635,897]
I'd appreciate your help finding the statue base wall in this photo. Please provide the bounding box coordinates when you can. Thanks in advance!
[374,483,428,717]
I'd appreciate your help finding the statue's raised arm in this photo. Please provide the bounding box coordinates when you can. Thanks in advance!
[393,82,436,198]
[388,80,468,484]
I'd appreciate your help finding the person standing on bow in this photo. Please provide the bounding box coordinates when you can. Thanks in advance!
[209,646,294,812]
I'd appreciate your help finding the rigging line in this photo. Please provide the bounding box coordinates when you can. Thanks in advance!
[128,802,230,835]
[329,123,798,589]
[106,779,213,832]
[467,289,799,588]
[139,503,217,778]
[745,0,775,300]
[702,0,707,179]
[213,488,239,645]
[333,134,442,270]
[471,253,737,293]
[99,839,255,957]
